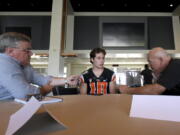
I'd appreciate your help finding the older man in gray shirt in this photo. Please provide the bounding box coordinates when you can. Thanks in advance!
[0,32,79,100]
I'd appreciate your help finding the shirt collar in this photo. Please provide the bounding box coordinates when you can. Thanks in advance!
[0,53,21,65]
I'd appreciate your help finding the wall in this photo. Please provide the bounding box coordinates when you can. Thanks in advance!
[65,13,180,55]
[73,16,175,50]
[0,16,51,50]
[148,17,175,49]
[74,16,99,50]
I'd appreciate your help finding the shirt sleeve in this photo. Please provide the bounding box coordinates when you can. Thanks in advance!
[0,64,40,99]
[28,66,52,86]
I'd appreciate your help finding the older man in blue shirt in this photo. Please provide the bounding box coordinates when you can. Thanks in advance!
[0,32,79,100]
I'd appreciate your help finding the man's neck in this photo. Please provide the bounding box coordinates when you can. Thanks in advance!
[92,67,104,77]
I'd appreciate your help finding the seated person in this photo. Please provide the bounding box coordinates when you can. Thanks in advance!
[119,47,180,95]
[0,32,79,100]
[141,64,153,85]
[79,48,116,95]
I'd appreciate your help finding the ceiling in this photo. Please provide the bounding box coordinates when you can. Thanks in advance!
[0,0,179,12]
[0,0,52,12]
[70,0,180,12]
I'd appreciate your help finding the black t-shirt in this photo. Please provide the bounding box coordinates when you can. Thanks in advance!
[157,59,180,95]
[80,68,116,95]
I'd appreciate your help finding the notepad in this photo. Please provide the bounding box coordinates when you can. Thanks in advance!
[15,96,63,104]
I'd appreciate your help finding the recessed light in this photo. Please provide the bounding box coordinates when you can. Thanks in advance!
[169,4,173,7]
[124,3,127,7]
[30,3,34,7]
[7,3,10,6]
[101,3,104,7]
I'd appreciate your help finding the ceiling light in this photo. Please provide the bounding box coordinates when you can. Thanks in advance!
[30,3,34,7]
[169,4,173,7]
[124,3,127,7]
[101,3,104,7]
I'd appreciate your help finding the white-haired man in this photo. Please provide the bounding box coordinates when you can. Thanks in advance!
[119,47,180,95]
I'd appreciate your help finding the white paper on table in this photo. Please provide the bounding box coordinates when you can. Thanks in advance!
[5,96,42,135]
[130,95,180,122]
[15,97,63,104]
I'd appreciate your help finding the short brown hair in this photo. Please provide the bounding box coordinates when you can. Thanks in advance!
[90,48,106,63]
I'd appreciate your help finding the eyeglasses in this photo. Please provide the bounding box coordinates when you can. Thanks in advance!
[12,47,32,53]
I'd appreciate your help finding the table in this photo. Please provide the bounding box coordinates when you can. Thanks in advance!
[1,94,180,135]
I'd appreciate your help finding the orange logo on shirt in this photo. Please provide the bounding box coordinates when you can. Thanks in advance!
[90,82,108,94]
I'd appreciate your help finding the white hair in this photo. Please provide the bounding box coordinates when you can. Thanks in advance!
[151,47,170,59]
[0,32,31,53]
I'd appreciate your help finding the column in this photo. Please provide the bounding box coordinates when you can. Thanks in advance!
[48,0,64,77]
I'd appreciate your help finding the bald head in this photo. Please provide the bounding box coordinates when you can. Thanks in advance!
[148,47,171,74]
[148,47,169,59]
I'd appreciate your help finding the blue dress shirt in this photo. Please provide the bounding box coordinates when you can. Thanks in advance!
[0,53,52,100]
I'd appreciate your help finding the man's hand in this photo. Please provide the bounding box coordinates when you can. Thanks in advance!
[119,85,129,94]
[67,75,80,86]
[40,83,54,95]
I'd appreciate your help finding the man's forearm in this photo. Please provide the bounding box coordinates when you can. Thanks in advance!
[49,77,66,86]
[110,81,116,94]
[40,77,66,95]
[79,83,87,94]
[124,84,165,95]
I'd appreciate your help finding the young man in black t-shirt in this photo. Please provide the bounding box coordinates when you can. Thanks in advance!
[80,48,116,95]
[119,47,180,95]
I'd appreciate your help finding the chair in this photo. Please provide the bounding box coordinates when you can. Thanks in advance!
[52,86,79,95]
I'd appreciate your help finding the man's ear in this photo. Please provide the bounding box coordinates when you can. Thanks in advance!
[5,47,14,55]
[90,58,94,64]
